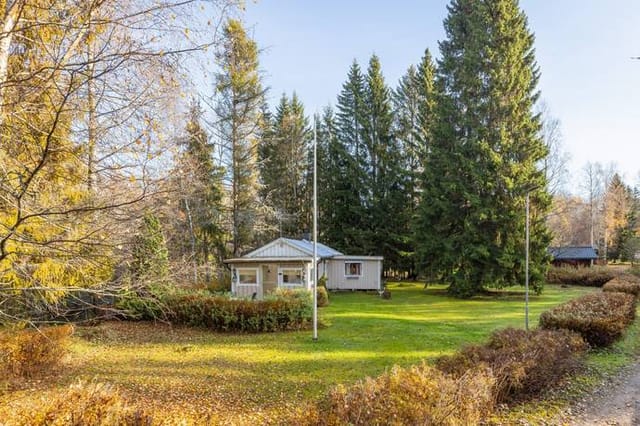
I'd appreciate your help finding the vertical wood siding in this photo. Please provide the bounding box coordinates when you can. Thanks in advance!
[325,259,382,290]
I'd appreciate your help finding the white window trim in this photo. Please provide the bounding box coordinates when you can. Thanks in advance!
[237,267,259,286]
[278,267,304,288]
[344,261,363,278]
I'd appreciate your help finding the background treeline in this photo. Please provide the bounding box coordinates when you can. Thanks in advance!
[2,0,640,324]
[166,0,554,298]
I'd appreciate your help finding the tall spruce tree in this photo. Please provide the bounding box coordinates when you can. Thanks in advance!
[175,101,225,272]
[394,49,437,277]
[417,0,551,297]
[259,93,311,238]
[361,54,405,272]
[214,19,266,256]
[332,61,369,253]
[316,107,348,246]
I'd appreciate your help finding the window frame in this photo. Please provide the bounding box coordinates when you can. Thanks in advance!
[278,267,304,288]
[236,267,259,286]
[344,261,363,278]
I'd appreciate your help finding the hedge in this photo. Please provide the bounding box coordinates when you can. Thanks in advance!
[165,289,313,332]
[0,324,73,381]
[539,292,636,347]
[546,266,617,287]
[436,327,587,403]
[602,275,640,298]
[302,364,494,426]
[0,381,152,426]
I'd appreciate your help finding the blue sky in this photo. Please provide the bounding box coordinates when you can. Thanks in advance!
[242,1,640,191]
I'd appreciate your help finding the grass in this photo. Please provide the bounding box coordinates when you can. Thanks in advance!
[1,283,599,424]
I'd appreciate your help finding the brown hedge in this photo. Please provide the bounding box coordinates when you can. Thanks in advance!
[546,266,617,287]
[602,275,640,297]
[305,363,494,426]
[435,327,587,404]
[0,324,73,380]
[539,292,636,347]
[0,381,152,425]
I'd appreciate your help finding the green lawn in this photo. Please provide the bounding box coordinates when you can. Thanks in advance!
[2,283,599,423]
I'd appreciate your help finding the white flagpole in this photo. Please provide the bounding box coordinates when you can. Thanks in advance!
[313,117,318,341]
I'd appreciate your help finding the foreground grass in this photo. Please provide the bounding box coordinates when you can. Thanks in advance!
[1,283,598,423]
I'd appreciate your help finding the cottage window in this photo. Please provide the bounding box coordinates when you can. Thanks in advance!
[344,262,362,278]
[237,268,258,285]
[279,268,304,288]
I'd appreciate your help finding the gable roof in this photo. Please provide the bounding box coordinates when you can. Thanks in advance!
[243,237,343,259]
[549,246,598,260]
[283,238,343,258]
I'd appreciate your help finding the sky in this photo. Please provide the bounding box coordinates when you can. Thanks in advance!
[241,0,640,193]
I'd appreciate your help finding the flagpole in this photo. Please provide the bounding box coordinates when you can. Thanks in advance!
[312,117,318,341]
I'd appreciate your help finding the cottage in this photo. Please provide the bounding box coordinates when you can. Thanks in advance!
[224,238,383,298]
[549,246,598,267]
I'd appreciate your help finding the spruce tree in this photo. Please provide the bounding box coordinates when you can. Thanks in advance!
[333,61,368,253]
[417,0,551,297]
[176,100,225,270]
[394,49,437,277]
[214,19,266,256]
[361,54,405,272]
[259,93,311,238]
[132,214,169,281]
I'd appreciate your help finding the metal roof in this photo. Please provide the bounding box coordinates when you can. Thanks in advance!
[283,238,343,258]
[549,246,598,260]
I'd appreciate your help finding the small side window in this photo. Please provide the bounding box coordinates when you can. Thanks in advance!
[344,262,362,277]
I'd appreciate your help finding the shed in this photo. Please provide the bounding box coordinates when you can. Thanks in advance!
[549,246,598,267]
[224,238,383,298]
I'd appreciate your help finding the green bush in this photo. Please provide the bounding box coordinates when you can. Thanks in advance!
[316,286,329,307]
[436,327,586,403]
[546,266,617,287]
[116,282,172,321]
[311,363,494,426]
[0,381,152,425]
[165,289,312,332]
[0,324,73,381]
[317,275,327,288]
[539,292,636,347]
[603,275,640,297]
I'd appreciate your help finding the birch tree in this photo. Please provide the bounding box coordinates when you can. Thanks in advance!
[0,0,239,323]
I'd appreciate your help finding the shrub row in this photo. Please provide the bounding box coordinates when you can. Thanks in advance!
[305,364,494,426]
[1,381,152,426]
[306,327,586,425]
[539,292,636,347]
[602,275,640,298]
[0,324,73,381]
[546,266,617,287]
[436,328,587,404]
[165,289,313,332]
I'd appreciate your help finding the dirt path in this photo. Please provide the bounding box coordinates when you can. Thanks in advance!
[562,361,640,426]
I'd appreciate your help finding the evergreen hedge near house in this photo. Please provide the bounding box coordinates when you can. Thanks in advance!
[546,266,617,287]
[539,292,636,347]
[435,328,587,403]
[165,289,313,332]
